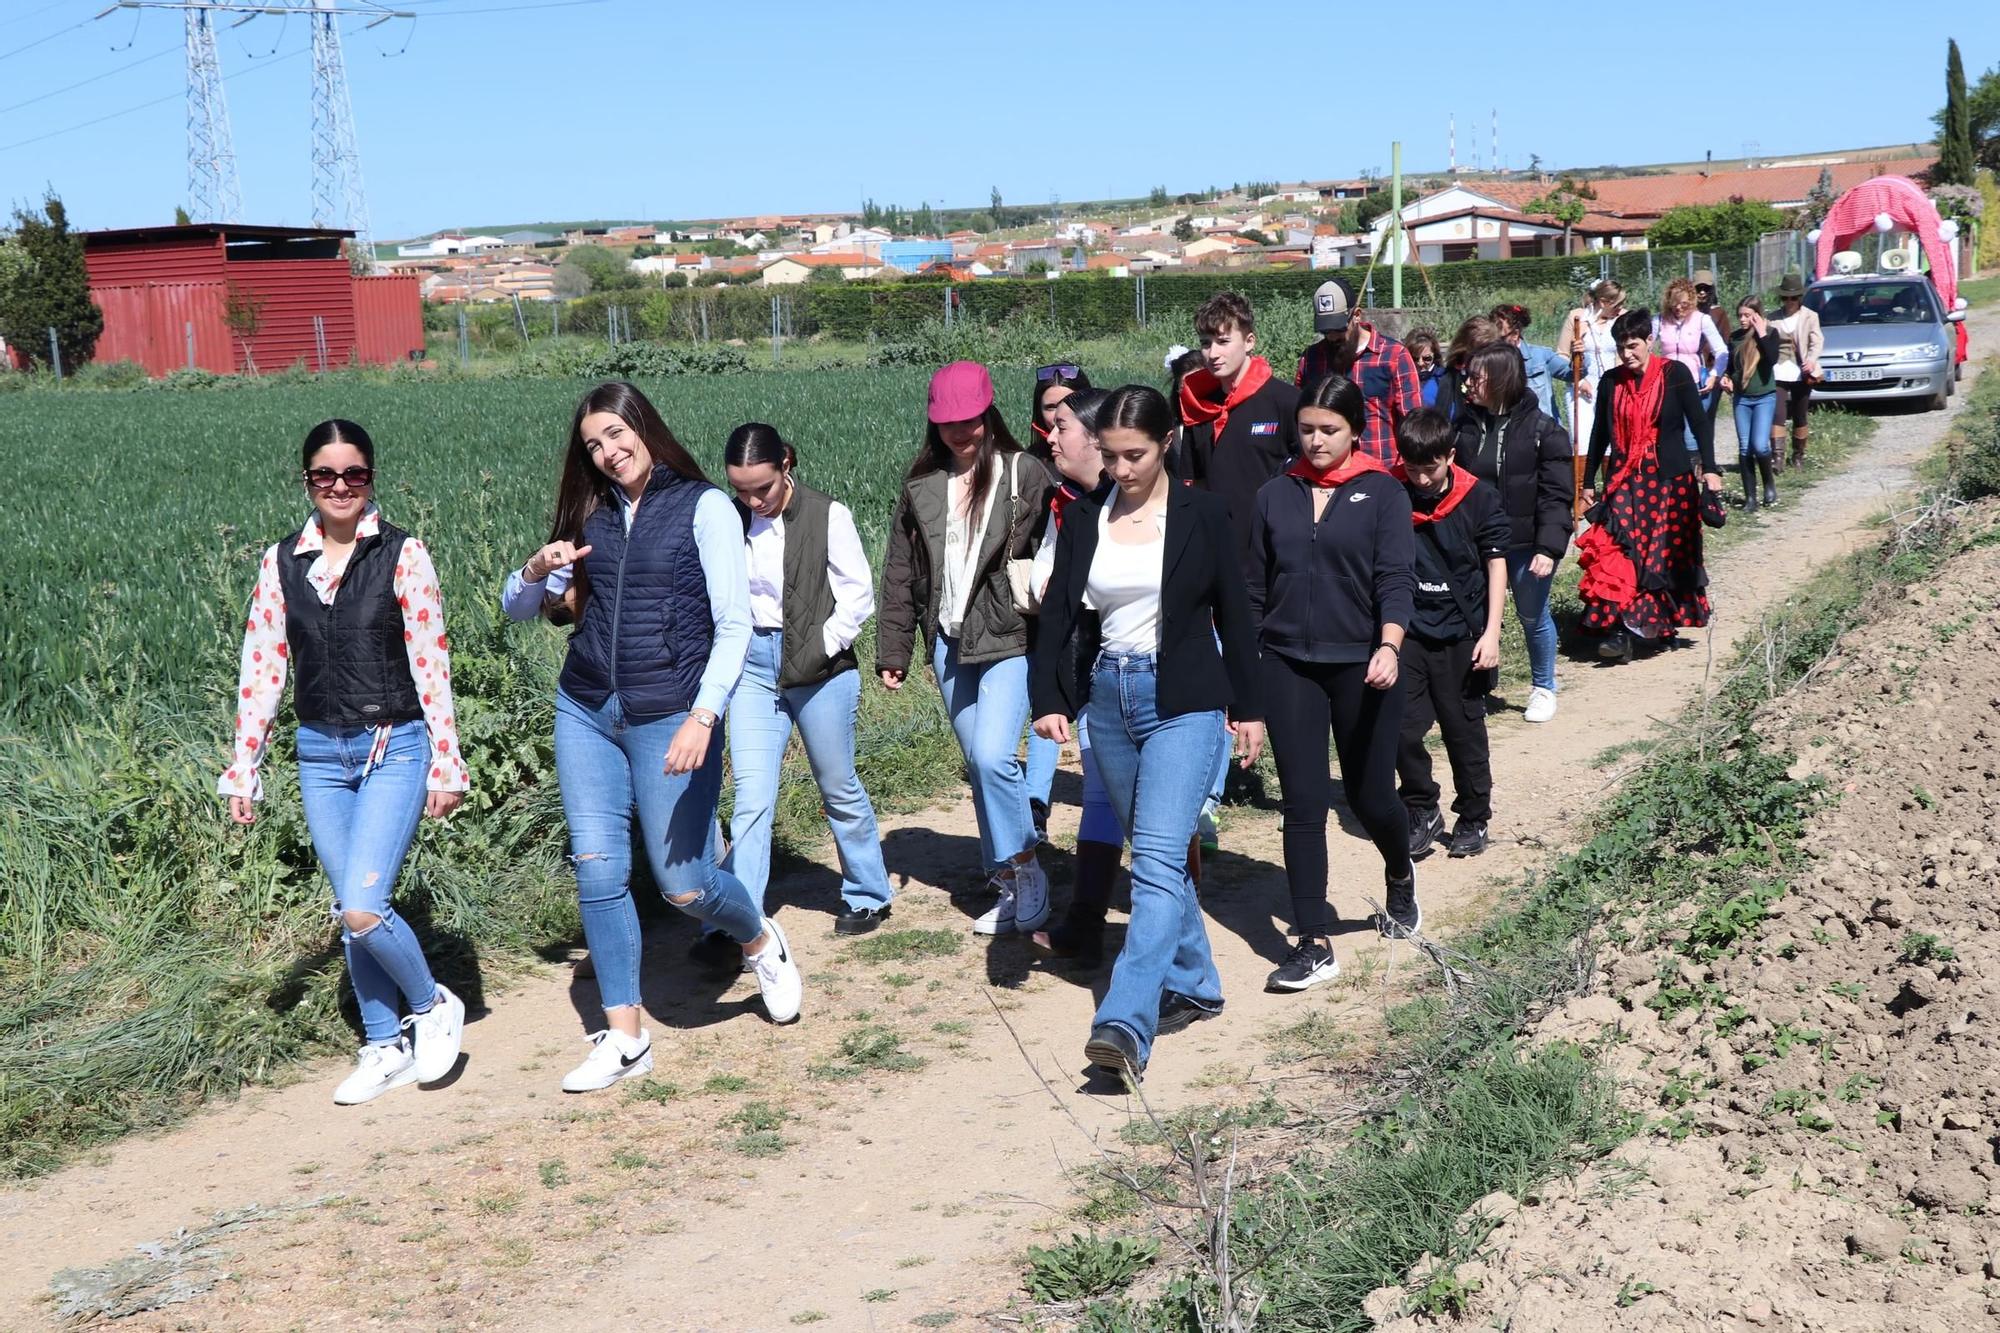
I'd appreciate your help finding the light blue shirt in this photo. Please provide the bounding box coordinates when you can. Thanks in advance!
[501,487,750,718]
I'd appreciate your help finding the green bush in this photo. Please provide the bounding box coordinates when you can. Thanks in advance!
[1025,1234,1159,1303]
[70,359,149,390]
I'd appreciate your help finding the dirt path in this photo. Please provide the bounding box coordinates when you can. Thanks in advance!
[4,323,1989,1332]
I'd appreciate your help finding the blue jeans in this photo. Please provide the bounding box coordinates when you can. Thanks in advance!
[1026,728,1058,809]
[554,688,764,1013]
[930,635,1035,871]
[296,720,439,1044]
[724,629,891,914]
[1506,549,1559,694]
[1073,712,1125,846]
[1733,392,1777,459]
[1683,386,1717,454]
[1084,652,1227,1063]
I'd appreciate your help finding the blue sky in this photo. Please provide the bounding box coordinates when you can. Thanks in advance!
[1,0,1994,240]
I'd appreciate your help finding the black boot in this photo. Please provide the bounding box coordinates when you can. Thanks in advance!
[1739,459,1759,513]
[1032,839,1119,963]
[1758,455,1778,508]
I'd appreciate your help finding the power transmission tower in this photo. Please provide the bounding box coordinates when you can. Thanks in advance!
[185,0,243,221]
[310,0,376,269]
[99,1,409,266]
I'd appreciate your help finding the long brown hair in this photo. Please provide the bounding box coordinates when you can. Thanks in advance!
[1734,296,1765,383]
[543,380,709,624]
[905,403,1023,521]
[1447,315,1501,368]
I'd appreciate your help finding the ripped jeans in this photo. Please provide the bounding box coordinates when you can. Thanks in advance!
[296,719,440,1045]
[554,688,763,1013]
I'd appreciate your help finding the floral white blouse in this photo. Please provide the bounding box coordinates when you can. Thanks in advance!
[219,504,470,801]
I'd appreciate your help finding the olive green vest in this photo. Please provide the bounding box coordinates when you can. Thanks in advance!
[776,480,858,689]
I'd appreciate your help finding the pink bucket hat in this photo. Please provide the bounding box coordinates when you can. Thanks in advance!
[927,360,995,423]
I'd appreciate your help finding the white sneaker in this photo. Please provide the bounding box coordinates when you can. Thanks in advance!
[972,878,1018,935]
[1523,687,1558,724]
[747,917,802,1024]
[404,983,465,1083]
[560,1028,653,1093]
[1010,857,1051,933]
[334,1040,419,1105]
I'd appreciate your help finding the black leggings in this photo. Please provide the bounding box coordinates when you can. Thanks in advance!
[1262,650,1410,937]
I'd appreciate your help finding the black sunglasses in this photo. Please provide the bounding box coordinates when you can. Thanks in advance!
[1034,363,1082,382]
[303,466,374,491]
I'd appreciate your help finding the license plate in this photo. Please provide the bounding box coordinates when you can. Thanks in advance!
[1822,367,1878,383]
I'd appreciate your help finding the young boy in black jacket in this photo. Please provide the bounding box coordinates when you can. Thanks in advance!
[1174,291,1301,577]
[1392,408,1510,860]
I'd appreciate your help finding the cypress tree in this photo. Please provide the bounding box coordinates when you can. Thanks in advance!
[1938,39,1976,186]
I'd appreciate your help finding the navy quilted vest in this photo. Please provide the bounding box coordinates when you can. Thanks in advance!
[558,469,715,719]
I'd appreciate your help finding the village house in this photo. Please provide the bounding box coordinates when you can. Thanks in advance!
[760,252,883,285]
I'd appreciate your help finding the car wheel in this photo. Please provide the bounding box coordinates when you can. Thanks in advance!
[1930,386,1950,411]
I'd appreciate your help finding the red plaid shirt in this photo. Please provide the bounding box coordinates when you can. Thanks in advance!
[1296,324,1422,465]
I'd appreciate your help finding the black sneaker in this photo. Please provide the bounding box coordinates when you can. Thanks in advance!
[834,904,891,936]
[1378,870,1422,937]
[1597,630,1633,663]
[1156,991,1222,1037]
[1030,799,1050,845]
[1266,937,1339,992]
[1407,805,1445,861]
[1446,819,1488,859]
[688,930,741,969]
[1083,1024,1145,1085]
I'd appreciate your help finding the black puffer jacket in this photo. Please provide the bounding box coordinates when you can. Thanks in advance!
[1452,395,1575,561]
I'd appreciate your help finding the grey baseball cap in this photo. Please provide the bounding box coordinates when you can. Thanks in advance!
[1313,277,1356,333]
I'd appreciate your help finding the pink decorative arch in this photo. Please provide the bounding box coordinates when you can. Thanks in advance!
[1812,174,1958,311]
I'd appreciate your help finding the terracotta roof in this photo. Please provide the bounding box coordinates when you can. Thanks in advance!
[1467,156,1936,218]
[1084,254,1126,270]
[779,252,871,267]
[973,244,1008,261]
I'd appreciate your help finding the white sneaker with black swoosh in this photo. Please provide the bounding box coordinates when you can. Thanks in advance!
[334,1039,419,1105]
[748,917,803,1025]
[560,1028,653,1093]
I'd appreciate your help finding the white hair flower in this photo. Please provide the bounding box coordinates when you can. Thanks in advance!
[1163,343,1190,371]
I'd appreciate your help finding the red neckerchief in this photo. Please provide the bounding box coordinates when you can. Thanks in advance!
[1049,479,1085,530]
[1608,355,1668,493]
[1393,463,1477,525]
[1286,451,1388,488]
[1178,355,1273,440]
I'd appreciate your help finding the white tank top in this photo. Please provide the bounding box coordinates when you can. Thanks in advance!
[1085,506,1165,654]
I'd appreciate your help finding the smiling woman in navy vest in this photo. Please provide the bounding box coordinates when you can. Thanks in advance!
[503,381,803,1094]
[220,420,469,1106]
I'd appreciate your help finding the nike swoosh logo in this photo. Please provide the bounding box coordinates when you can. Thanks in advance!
[1349,492,1369,503]
[620,1047,648,1068]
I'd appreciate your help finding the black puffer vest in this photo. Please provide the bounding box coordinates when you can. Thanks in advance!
[278,520,423,726]
[559,468,714,720]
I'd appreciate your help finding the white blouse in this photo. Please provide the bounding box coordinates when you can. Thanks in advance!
[744,495,876,657]
[1085,505,1165,654]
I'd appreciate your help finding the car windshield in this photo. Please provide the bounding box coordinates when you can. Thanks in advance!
[1807,281,1939,328]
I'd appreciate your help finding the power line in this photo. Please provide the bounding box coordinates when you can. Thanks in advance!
[0,41,306,155]
[0,1,86,33]
[0,15,94,64]
[0,42,177,116]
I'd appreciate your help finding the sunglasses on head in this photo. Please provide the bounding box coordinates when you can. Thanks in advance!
[304,466,374,491]
[1035,363,1082,382]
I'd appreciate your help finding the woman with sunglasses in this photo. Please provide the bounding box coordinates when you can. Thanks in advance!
[1022,362,1092,839]
[1404,328,1446,408]
[221,420,468,1105]
[503,381,803,1093]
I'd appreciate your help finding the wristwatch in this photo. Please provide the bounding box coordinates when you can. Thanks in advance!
[689,709,717,728]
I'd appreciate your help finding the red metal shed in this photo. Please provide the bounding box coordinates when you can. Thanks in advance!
[82,224,424,376]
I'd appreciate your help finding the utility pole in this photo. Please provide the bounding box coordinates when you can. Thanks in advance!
[310,0,377,271]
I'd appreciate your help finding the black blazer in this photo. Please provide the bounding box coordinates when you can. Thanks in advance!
[1030,483,1262,723]
[1584,357,1718,489]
